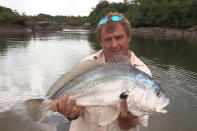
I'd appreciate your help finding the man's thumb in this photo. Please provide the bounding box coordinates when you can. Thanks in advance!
[119,100,129,117]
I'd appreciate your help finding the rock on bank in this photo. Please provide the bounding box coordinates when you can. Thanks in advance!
[0,21,63,36]
[25,21,63,31]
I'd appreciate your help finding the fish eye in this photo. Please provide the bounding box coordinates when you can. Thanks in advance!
[156,90,162,97]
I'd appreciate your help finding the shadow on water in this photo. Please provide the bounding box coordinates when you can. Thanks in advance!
[131,35,197,73]
[0,34,31,56]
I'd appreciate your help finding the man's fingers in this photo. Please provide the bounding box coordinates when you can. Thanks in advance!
[120,100,129,117]
[79,109,84,116]
[65,98,76,116]
[69,106,84,118]
[69,98,76,106]
[59,95,68,110]
[78,107,85,116]
[50,95,84,119]
[50,100,58,112]
[75,106,84,116]
[69,106,78,118]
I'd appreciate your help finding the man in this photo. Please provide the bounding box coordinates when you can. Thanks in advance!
[51,12,151,131]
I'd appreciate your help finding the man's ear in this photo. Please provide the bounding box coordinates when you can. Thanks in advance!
[100,41,104,48]
[128,34,132,42]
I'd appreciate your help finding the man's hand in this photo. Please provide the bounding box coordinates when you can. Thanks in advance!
[50,95,84,119]
[118,100,138,130]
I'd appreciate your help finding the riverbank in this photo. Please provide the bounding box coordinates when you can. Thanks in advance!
[131,27,197,39]
[0,24,31,36]
[1,24,197,39]
[0,21,63,36]
[25,21,63,31]
[63,25,197,39]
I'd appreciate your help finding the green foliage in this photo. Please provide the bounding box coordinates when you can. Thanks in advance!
[88,1,129,25]
[0,6,28,26]
[63,16,87,26]
[193,25,197,31]
[88,0,197,29]
[29,13,87,26]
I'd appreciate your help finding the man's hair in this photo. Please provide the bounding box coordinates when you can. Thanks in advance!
[97,12,131,43]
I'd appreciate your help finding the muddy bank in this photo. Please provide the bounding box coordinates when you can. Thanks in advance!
[0,24,31,36]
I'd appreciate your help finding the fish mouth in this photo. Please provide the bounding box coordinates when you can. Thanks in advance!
[154,99,170,114]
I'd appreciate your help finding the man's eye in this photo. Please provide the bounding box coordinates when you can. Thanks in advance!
[116,36,123,40]
[105,38,111,42]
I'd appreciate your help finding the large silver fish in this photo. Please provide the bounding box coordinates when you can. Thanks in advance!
[24,56,169,126]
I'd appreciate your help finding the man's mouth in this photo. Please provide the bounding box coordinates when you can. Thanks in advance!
[111,48,121,52]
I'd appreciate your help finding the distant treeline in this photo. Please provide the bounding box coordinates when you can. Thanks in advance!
[1,0,197,29]
[89,0,197,29]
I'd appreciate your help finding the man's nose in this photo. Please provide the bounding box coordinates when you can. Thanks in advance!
[111,39,118,48]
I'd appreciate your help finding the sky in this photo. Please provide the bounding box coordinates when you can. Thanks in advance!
[0,0,123,16]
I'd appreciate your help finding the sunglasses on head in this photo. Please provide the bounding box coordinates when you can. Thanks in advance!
[98,16,123,26]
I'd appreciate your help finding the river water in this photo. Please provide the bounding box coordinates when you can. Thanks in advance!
[0,29,196,131]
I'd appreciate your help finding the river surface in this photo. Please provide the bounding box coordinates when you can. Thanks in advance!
[0,29,197,131]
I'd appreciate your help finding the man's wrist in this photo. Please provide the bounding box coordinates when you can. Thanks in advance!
[118,115,139,130]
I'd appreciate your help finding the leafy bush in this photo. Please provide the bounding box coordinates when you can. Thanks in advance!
[0,5,28,26]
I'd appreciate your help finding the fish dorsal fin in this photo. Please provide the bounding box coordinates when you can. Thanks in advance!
[98,107,120,125]
[47,60,99,97]
[106,55,132,65]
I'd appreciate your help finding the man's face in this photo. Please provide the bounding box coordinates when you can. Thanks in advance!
[100,24,131,60]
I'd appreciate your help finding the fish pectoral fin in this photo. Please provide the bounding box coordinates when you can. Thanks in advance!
[138,115,149,127]
[98,107,120,126]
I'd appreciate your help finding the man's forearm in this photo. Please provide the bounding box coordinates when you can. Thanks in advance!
[118,115,138,130]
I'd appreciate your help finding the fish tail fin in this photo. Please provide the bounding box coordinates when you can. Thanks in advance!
[24,98,51,122]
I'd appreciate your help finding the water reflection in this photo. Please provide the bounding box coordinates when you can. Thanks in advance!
[87,32,101,51]
[0,40,8,55]
[0,35,31,55]
[131,35,197,72]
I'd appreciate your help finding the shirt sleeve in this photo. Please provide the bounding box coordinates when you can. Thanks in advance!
[130,51,152,77]
[135,64,152,77]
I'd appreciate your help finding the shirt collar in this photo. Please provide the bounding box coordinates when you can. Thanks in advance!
[92,49,144,66]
